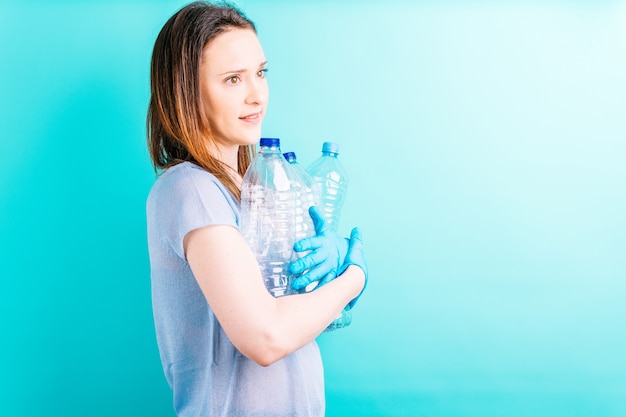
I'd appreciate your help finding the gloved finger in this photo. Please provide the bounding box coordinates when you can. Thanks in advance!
[288,249,328,274]
[343,227,367,310]
[292,267,331,290]
[291,275,309,290]
[293,235,325,252]
[309,206,331,235]
[317,270,337,287]
[349,227,363,247]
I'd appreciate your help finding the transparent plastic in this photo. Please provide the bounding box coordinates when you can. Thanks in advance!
[306,142,349,232]
[240,138,307,297]
[283,151,317,242]
[307,142,352,331]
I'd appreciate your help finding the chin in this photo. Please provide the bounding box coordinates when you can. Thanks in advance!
[241,130,263,146]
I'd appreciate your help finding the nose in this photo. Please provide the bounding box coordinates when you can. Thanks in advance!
[245,76,267,106]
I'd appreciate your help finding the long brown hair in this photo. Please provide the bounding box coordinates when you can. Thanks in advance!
[147,1,256,201]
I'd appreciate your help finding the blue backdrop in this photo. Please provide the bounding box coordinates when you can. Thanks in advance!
[1,1,625,416]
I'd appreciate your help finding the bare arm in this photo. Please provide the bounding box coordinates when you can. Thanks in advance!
[184,224,365,367]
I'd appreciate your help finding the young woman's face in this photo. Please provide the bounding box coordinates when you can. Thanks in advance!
[199,28,268,152]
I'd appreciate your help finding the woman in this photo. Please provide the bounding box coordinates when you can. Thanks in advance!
[146,2,367,416]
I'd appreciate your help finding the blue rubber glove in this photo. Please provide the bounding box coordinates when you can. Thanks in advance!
[289,206,349,291]
[337,227,368,310]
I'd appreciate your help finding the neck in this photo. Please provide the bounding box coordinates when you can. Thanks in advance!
[214,144,242,187]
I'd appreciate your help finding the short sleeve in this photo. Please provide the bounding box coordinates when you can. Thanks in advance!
[147,162,239,260]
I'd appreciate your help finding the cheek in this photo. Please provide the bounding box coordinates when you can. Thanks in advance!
[200,86,216,119]
[213,90,240,116]
[203,91,230,124]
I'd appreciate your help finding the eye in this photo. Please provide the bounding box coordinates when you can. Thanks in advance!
[226,75,241,85]
[257,68,268,78]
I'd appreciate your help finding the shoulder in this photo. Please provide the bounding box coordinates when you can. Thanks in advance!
[147,161,239,225]
[148,162,237,208]
[150,162,222,196]
[146,162,240,257]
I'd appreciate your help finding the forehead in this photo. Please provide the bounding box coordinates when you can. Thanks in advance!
[202,28,265,72]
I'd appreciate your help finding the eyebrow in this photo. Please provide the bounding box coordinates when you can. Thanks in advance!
[219,61,268,76]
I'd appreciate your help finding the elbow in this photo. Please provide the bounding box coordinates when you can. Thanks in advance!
[251,353,281,368]
[240,328,290,367]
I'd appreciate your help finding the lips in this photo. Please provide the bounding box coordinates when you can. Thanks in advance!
[240,112,261,122]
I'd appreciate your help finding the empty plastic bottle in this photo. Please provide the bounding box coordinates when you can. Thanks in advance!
[307,142,352,331]
[240,138,306,298]
[283,151,318,242]
[307,142,349,233]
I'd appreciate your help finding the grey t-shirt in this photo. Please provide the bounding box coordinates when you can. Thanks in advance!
[146,162,324,416]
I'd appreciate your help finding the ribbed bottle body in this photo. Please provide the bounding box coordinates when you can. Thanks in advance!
[307,142,352,331]
[283,152,318,242]
[307,150,349,233]
[240,139,302,297]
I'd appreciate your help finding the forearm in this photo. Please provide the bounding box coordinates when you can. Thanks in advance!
[185,225,365,366]
[277,266,364,340]
[246,265,364,366]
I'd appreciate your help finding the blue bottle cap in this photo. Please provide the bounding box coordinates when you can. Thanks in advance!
[283,151,297,162]
[260,137,280,147]
[322,142,339,154]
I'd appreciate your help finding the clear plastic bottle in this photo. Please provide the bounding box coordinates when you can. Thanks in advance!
[240,138,305,298]
[307,142,349,232]
[307,142,352,331]
[283,151,320,293]
[283,151,318,242]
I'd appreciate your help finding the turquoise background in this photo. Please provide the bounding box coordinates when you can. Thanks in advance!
[1,1,625,416]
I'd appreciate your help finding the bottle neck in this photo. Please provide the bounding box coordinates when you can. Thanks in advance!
[261,146,281,153]
[322,151,338,158]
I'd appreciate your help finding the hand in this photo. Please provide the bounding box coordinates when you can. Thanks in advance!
[289,206,348,291]
[338,227,368,310]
